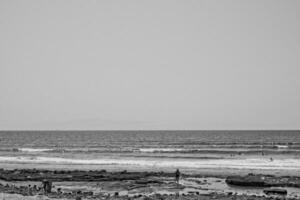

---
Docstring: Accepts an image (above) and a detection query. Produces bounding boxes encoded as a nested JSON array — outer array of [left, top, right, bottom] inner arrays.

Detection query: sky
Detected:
[[0, 0, 299, 130]]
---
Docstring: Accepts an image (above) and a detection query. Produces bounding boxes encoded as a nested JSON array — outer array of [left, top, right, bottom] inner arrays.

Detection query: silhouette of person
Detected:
[[175, 169, 180, 184]]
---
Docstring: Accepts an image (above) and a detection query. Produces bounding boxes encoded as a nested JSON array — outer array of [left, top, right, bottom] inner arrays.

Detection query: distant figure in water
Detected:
[[175, 169, 180, 184], [270, 157, 273, 162]]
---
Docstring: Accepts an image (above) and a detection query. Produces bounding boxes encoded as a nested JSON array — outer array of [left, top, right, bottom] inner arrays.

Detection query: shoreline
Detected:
[[1, 162, 300, 178]]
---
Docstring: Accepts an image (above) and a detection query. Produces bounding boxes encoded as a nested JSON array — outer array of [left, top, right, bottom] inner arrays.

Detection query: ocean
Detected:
[[0, 130, 300, 173]]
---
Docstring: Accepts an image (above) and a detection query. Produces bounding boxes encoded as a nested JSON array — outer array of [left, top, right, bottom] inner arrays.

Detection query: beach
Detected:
[[0, 168, 300, 200], [0, 131, 300, 199]]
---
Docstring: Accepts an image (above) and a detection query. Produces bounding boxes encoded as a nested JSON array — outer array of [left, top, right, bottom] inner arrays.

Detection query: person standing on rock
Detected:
[[175, 169, 180, 184]]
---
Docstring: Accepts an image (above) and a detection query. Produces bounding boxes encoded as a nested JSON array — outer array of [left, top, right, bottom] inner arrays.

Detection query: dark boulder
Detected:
[[226, 175, 265, 187]]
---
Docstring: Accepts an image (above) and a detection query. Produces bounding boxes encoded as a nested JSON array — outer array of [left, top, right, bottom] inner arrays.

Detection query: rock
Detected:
[[135, 179, 163, 184], [263, 188, 287, 195], [226, 175, 265, 187], [83, 191, 93, 196], [226, 174, 300, 188], [76, 190, 82, 194], [57, 188, 62, 193]]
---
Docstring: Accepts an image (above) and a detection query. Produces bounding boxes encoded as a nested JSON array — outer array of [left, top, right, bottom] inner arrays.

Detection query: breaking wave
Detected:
[[0, 146, 300, 155], [0, 156, 299, 170], [18, 148, 54, 152]]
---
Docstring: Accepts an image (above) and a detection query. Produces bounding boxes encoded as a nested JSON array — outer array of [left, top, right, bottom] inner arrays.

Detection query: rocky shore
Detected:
[[0, 183, 295, 200], [226, 173, 300, 188], [0, 168, 174, 182], [0, 169, 299, 200]]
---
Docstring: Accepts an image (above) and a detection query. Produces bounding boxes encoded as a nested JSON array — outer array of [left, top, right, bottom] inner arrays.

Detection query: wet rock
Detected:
[[0, 169, 175, 182], [226, 175, 265, 187], [57, 188, 62, 193], [83, 191, 93, 196], [263, 188, 287, 195], [135, 179, 163, 184], [226, 174, 300, 188], [76, 190, 82, 195]]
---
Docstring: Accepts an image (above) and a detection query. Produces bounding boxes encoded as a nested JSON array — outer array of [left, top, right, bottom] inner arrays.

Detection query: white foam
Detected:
[[0, 156, 300, 170], [18, 148, 53, 152], [137, 148, 186, 152], [276, 145, 289, 149]]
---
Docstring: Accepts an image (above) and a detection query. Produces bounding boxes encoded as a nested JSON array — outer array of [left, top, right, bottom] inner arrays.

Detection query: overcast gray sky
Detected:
[[0, 0, 299, 130]]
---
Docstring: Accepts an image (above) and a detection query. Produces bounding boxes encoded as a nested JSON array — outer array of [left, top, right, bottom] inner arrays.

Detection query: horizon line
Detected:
[[0, 129, 299, 131]]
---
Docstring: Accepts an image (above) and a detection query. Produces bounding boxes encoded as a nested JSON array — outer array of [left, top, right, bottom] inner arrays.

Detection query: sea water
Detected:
[[0, 130, 300, 173]]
